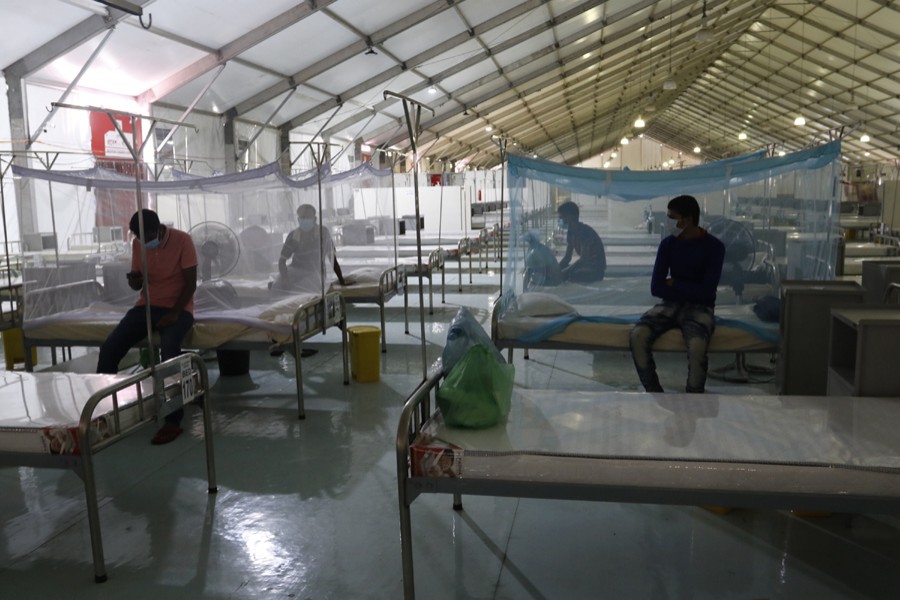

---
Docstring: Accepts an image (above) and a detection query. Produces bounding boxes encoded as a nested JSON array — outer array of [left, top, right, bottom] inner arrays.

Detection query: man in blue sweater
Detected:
[[630, 195, 725, 393]]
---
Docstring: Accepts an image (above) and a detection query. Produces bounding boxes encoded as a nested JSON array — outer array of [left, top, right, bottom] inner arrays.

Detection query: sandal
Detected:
[[151, 423, 183, 445]]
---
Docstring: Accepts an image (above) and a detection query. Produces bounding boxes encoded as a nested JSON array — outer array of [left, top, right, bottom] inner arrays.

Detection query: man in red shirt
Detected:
[[97, 209, 197, 444]]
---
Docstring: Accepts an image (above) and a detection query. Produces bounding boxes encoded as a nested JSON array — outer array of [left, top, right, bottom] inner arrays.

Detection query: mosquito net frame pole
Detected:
[[52, 103, 196, 378], [492, 136, 508, 295], [384, 91, 434, 380]]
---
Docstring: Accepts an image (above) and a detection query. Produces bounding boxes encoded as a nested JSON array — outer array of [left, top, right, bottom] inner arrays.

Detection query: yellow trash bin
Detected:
[[3, 327, 37, 370], [348, 325, 381, 382]]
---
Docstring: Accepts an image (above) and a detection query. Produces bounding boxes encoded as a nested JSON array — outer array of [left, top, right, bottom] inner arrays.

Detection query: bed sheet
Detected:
[[0, 371, 150, 455], [497, 302, 777, 351], [412, 390, 900, 490]]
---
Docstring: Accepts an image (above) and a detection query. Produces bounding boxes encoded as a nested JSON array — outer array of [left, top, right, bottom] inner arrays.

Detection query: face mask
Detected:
[[666, 217, 684, 238], [298, 218, 315, 232], [144, 237, 161, 249], [557, 218, 567, 230]]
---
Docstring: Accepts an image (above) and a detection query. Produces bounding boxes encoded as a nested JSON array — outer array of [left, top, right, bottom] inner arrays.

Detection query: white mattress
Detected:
[[412, 391, 900, 500], [0, 371, 150, 455], [24, 292, 325, 347]]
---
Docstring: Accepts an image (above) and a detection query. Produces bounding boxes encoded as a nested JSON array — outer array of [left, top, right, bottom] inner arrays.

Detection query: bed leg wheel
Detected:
[[298, 414, 306, 420], [95, 574, 108, 584], [208, 487, 218, 494], [452, 501, 463, 511]]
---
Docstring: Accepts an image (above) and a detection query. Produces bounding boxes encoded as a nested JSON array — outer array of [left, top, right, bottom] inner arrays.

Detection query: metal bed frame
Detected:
[[396, 370, 900, 599], [338, 264, 408, 353], [0, 353, 216, 583], [23, 291, 349, 419], [404, 248, 446, 314]]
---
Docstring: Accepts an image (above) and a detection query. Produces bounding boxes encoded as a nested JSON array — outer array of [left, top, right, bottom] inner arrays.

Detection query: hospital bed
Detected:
[[22, 281, 348, 419], [396, 368, 900, 599], [404, 248, 446, 314], [490, 283, 779, 364], [0, 354, 215, 583], [331, 264, 408, 352]]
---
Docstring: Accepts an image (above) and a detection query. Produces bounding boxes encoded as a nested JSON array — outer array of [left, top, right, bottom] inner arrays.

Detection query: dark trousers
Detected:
[[629, 301, 715, 393], [97, 305, 194, 424]]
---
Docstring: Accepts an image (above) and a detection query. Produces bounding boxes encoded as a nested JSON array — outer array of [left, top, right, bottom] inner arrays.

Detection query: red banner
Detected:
[[90, 112, 145, 231]]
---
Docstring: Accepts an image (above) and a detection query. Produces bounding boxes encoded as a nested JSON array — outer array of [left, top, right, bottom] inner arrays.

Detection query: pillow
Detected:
[[514, 292, 577, 317], [342, 267, 383, 285]]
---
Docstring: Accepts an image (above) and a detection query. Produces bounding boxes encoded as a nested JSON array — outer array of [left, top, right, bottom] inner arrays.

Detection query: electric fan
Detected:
[[189, 222, 241, 281], [706, 217, 756, 298]]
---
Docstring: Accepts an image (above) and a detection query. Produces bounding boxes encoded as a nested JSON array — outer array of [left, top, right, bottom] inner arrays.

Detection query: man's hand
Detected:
[[665, 277, 674, 287], [156, 310, 179, 329], [126, 271, 143, 290]]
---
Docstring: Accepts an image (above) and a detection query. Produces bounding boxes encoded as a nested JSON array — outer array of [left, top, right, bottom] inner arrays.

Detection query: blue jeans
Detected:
[[629, 301, 715, 393], [97, 306, 194, 424]]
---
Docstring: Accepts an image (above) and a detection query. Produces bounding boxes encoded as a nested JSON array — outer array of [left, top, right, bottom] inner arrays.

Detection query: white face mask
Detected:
[[666, 217, 684, 238], [298, 218, 315, 232]]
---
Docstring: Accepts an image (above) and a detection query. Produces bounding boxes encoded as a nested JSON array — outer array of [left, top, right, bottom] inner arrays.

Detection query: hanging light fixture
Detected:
[[634, 116, 646, 128], [621, 136, 630, 145], [794, 17, 807, 127], [662, 0, 677, 90], [693, 145, 701, 153], [860, 130, 871, 143], [738, 131, 748, 141], [694, 0, 713, 42]]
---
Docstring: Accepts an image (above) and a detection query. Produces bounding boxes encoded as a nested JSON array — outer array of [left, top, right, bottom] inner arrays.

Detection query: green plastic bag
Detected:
[[437, 344, 514, 429]]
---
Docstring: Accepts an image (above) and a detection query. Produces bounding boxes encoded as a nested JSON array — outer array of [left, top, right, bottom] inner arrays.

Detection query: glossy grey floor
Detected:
[[1, 276, 899, 599]]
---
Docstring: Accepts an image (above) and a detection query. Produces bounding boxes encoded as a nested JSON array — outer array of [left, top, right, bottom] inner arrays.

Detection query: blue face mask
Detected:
[[557, 218, 567, 230], [145, 238, 161, 249], [298, 218, 315, 232]]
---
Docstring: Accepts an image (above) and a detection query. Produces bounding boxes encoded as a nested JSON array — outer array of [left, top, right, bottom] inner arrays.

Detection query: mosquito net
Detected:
[[498, 140, 843, 344], [12, 159, 393, 340]]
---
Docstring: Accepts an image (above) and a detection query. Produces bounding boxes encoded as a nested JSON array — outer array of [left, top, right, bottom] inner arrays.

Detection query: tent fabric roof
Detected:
[[2, 0, 898, 168]]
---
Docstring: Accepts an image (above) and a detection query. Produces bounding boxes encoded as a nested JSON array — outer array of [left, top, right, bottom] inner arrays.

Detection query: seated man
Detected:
[[274, 204, 345, 293], [97, 209, 197, 445], [557, 201, 606, 283], [522, 230, 562, 289], [629, 195, 725, 393]]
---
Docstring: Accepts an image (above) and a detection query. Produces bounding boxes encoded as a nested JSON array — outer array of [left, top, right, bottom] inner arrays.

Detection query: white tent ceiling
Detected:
[[3, 0, 899, 168]]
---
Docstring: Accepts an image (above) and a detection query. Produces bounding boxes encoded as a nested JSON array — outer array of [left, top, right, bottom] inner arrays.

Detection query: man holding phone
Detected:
[[97, 209, 197, 445]]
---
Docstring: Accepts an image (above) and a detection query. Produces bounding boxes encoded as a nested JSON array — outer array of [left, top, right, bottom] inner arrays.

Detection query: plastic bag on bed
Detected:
[[442, 306, 504, 373], [437, 343, 514, 429]]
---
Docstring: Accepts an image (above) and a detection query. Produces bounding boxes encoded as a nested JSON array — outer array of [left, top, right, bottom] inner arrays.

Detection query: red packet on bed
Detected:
[[410, 418, 463, 478]]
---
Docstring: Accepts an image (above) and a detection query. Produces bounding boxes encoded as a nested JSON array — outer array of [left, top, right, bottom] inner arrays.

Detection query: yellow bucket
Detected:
[[348, 325, 381, 382], [3, 327, 37, 370]]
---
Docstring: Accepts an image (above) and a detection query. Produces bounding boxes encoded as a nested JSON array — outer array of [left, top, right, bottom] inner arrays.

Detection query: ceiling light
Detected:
[[484, 125, 493, 132], [427, 85, 437, 95], [662, 79, 677, 91], [860, 132, 870, 143], [793, 115, 806, 126], [694, 0, 713, 42], [778, 150, 786, 157], [603, 161, 611, 168], [738, 131, 747, 140], [532, 153, 538, 158], [864, 151, 870, 157], [634, 116, 645, 129], [693, 145, 701, 153], [583, 52, 592, 60], [610, 151, 618, 158], [620, 136, 630, 145]]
